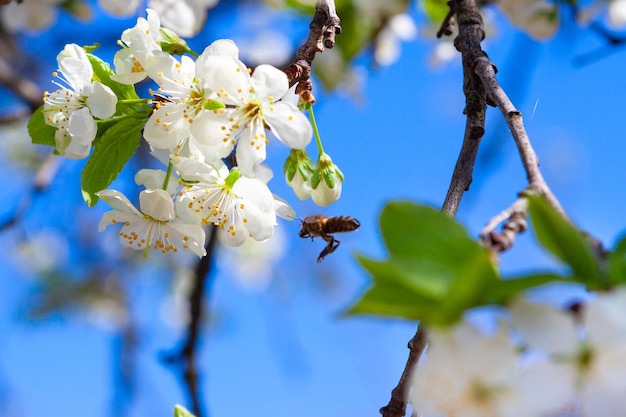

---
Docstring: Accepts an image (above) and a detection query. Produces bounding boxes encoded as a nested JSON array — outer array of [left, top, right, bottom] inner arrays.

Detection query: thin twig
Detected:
[[162, 226, 219, 417], [436, 1, 456, 38], [441, 0, 488, 217], [480, 192, 529, 252], [283, 0, 341, 104], [380, 327, 428, 417]]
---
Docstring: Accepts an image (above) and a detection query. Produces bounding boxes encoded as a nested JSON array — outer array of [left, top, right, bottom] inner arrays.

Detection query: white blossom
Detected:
[[43, 44, 117, 160], [189, 42, 312, 176], [97, 189, 206, 257], [412, 320, 569, 417], [111, 9, 165, 85], [147, 0, 219, 38], [174, 158, 290, 246]]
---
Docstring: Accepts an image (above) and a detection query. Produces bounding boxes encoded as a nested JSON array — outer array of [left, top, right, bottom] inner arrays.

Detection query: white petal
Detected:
[[189, 110, 237, 161], [509, 298, 579, 355], [111, 49, 148, 85], [135, 168, 178, 195], [97, 189, 143, 215], [250, 64, 289, 101], [235, 123, 267, 177], [166, 222, 207, 257], [98, 210, 140, 232], [58, 44, 92, 91], [202, 39, 240, 58], [144, 104, 190, 149], [235, 177, 276, 241], [195, 54, 249, 105], [85, 82, 117, 119], [98, 0, 141, 16], [139, 189, 176, 221], [311, 179, 342, 206], [586, 288, 626, 345], [174, 158, 222, 183], [264, 103, 312, 149]]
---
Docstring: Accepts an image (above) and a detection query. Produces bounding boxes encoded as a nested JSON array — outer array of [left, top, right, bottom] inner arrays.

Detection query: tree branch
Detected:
[[380, 326, 428, 417], [162, 226, 219, 417], [283, 0, 341, 104]]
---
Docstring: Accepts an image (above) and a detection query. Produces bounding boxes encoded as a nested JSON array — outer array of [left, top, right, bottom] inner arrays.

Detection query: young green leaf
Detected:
[[174, 405, 196, 417], [487, 273, 570, 305], [528, 195, 603, 286], [81, 118, 143, 206], [608, 233, 626, 287], [28, 106, 56, 147], [348, 201, 499, 326]]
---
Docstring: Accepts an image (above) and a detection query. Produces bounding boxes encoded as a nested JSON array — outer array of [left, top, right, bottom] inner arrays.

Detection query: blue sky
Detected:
[[0, 2, 625, 417]]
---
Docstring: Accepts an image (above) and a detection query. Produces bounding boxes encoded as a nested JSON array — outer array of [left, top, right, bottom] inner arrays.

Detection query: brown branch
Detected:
[[441, 0, 488, 217], [480, 191, 529, 252], [0, 55, 43, 111], [283, 0, 341, 104], [162, 225, 219, 417], [380, 326, 428, 417]]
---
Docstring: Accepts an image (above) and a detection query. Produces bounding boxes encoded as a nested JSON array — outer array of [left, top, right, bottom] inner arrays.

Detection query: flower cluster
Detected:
[[411, 288, 626, 417], [37, 9, 344, 257]]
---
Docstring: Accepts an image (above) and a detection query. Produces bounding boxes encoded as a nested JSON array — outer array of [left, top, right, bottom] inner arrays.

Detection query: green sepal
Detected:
[[322, 167, 337, 189], [81, 118, 144, 206], [28, 106, 56, 147], [310, 169, 321, 189]]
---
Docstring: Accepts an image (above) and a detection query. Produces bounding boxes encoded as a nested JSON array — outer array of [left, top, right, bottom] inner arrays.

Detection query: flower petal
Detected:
[[250, 64, 289, 101], [166, 222, 207, 257], [144, 103, 190, 149], [97, 189, 143, 216], [264, 102, 312, 149], [139, 189, 176, 221], [85, 82, 117, 119]]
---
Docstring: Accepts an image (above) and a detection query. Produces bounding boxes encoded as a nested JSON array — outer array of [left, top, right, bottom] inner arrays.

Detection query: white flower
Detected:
[[97, 189, 206, 257], [497, 0, 558, 39], [98, 0, 142, 16], [608, 0, 626, 28], [189, 42, 312, 176], [374, 13, 417, 66], [147, 0, 219, 38], [111, 9, 164, 85], [174, 158, 289, 246], [509, 290, 626, 416], [43, 44, 117, 159], [412, 320, 569, 417], [0, 0, 64, 33], [143, 52, 206, 151]]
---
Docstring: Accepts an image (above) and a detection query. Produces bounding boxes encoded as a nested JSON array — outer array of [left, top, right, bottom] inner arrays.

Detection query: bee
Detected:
[[299, 215, 360, 262]]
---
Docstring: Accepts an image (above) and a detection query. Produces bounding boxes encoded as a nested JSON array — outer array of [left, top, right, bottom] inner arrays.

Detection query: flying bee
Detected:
[[299, 215, 360, 262]]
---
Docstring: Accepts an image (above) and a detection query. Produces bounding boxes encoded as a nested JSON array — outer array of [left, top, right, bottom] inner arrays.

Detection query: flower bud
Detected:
[[310, 153, 343, 206], [283, 149, 315, 200]]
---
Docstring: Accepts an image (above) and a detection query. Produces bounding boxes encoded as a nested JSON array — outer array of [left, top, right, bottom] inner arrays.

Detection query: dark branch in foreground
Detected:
[[283, 0, 341, 104], [162, 226, 219, 417], [380, 327, 428, 417]]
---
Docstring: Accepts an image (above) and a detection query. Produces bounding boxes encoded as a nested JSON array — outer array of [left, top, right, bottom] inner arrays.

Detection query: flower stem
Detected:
[[307, 106, 325, 155], [118, 98, 150, 104], [163, 161, 174, 191]]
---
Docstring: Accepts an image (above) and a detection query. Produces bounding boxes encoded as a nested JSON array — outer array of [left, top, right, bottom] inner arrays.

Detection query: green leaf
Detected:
[[488, 273, 569, 304], [608, 233, 626, 287], [348, 201, 499, 326], [81, 118, 143, 206], [86, 52, 140, 108], [174, 405, 196, 417], [528, 195, 603, 286], [28, 106, 56, 147], [421, 0, 450, 24]]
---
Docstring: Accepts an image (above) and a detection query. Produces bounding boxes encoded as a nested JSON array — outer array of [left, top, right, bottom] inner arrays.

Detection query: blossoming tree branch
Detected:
[[20, 0, 626, 417]]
